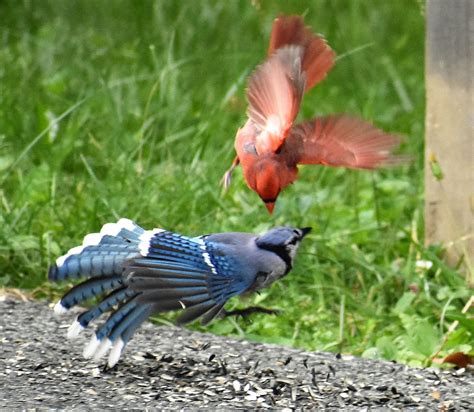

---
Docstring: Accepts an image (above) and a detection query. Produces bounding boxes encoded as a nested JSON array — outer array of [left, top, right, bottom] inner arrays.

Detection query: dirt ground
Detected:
[[1, 298, 472, 409]]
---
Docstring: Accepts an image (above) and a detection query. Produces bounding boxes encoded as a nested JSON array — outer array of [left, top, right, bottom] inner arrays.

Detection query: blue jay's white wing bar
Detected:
[[194, 237, 218, 274]]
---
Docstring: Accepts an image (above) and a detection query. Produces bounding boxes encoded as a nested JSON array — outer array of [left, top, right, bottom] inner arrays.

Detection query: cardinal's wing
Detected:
[[287, 115, 402, 168], [247, 16, 336, 155], [268, 15, 335, 91], [247, 46, 306, 154]]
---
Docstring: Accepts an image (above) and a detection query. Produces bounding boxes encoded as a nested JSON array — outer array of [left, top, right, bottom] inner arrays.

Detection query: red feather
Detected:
[[268, 15, 336, 91], [246, 46, 305, 154], [287, 115, 402, 168]]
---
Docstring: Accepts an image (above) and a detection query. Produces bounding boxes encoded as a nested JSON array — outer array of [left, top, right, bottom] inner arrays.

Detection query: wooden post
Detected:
[[425, 0, 473, 281]]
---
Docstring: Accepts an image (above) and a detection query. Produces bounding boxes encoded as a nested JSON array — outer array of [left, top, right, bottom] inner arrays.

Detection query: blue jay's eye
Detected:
[[288, 237, 298, 245]]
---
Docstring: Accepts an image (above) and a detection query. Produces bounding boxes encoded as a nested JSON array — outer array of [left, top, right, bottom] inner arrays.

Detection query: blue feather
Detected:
[[108, 304, 152, 342], [77, 287, 137, 327], [120, 304, 154, 345], [131, 257, 208, 273], [96, 299, 138, 340], [59, 276, 123, 310], [53, 248, 138, 280]]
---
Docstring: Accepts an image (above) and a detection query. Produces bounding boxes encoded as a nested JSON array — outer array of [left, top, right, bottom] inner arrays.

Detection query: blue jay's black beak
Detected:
[[299, 227, 312, 238]]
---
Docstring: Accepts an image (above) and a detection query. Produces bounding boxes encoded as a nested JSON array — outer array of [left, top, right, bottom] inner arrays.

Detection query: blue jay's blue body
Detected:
[[49, 219, 310, 367]]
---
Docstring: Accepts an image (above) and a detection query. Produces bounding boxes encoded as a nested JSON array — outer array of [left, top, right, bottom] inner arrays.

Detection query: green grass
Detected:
[[0, 0, 471, 367]]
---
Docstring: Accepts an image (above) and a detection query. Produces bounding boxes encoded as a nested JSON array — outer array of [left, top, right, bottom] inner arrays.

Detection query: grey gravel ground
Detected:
[[0, 298, 472, 410]]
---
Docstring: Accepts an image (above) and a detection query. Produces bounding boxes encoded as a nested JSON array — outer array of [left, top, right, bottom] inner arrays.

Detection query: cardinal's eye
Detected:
[[243, 142, 257, 155]]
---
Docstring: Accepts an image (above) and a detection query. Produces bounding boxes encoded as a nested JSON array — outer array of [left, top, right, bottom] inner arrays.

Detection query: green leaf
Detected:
[[393, 292, 416, 315], [361, 347, 380, 359], [403, 318, 440, 357], [445, 314, 474, 334], [376, 336, 398, 360], [9, 235, 40, 252]]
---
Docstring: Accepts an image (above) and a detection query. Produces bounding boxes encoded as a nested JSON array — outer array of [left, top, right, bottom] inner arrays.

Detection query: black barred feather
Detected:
[[129, 276, 208, 290], [95, 299, 139, 340], [77, 287, 136, 328], [59, 276, 123, 310], [108, 304, 153, 342]]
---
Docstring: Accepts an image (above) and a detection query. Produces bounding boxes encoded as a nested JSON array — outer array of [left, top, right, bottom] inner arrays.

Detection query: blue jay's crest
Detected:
[[49, 219, 310, 367]]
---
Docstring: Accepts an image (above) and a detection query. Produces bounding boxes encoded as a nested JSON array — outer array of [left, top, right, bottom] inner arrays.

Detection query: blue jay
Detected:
[[49, 219, 311, 367]]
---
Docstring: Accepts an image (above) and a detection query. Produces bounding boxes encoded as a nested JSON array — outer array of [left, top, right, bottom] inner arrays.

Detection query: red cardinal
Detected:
[[224, 15, 401, 213]]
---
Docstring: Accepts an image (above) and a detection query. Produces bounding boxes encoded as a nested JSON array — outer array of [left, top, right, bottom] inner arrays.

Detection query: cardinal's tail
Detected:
[[268, 15, 336, 91]]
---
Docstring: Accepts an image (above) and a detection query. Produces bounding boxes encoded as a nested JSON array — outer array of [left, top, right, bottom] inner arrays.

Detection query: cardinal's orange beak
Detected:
[[264, 202, 275, 214]]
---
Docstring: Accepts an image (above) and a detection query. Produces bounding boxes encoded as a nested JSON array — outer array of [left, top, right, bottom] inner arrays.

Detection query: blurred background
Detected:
[[0, 0, 470, 366]]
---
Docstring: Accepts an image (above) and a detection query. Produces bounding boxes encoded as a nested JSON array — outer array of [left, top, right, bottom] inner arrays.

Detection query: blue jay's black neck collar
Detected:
[[260, 243, 293, 274]]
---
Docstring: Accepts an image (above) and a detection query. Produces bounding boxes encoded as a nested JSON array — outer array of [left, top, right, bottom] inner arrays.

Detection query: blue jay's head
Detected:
[[256, 226, 311, 270]]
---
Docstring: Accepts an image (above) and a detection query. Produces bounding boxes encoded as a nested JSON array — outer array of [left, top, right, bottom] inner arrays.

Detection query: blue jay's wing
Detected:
[[125, 231, 253, 325]]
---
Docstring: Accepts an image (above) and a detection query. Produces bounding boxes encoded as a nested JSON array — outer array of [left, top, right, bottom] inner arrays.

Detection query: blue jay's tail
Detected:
[[49, 218, 145, 313], [48, 218, 145, 283], [49, 219, 164, 367], [49, 218, 235, 367]]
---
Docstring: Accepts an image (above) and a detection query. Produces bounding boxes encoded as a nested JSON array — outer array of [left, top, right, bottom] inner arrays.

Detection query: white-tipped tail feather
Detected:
[[53, 301, 68, 316], [93, 338, 112, 361], [56, 246, 86, 267], [99, 224, 124, 238], [82, 334, 126, 366], [108, 338, 125, 368], [99, 218, 138, 237], [67, 319, 84, 340], [115, 218, 138, 232], [56, 218, 141, 268], [83, 335, 101, 359], [81, 233, 104, 247]]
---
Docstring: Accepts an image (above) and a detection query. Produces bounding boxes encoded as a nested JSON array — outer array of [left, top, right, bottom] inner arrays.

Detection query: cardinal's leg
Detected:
[[221, 156, 240, 190]]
